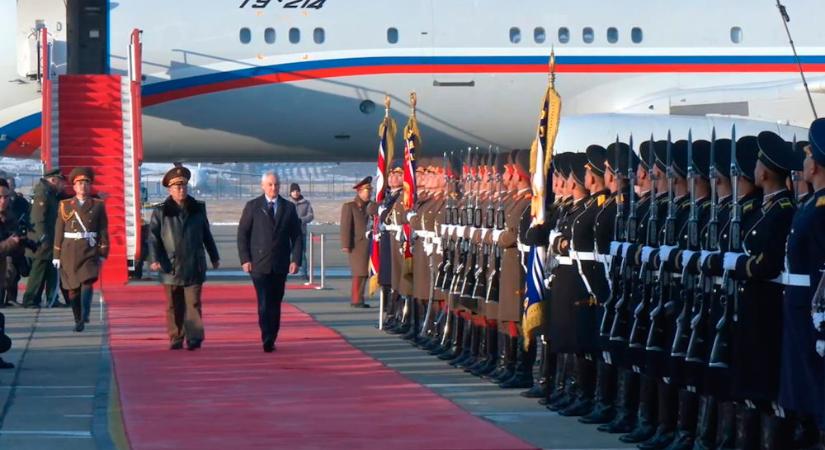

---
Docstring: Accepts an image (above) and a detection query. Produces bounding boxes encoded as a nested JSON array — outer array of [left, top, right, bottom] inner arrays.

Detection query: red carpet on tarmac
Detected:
[[106, 285, 535, 450]]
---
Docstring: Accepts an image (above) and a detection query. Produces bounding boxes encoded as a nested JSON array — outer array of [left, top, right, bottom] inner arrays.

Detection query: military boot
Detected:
[[637, 381, 677, 450], [453, 320, 481, 369], [580, 360, 618, 424], [713, 401, 736, 449], [541, 353, 568, 406], [559, 355, 596, 417], [692, 395, 717, 450], [471, 325, 499, 376], [522, 338, 554, 399], [620, 373, 657, 443], [402, 300, 420, 341], [448, 318, 474, 365], [735, 403, 760, 450], [760, 411, 792, 450], [663, 389, 698, 450], [439, 315, 465, 361], [791, 414, 823, 450], [488, 333, 515, 383], [466, 322, 489, 373], [599, 368, 639, 433], [498, 336, 535, 389]]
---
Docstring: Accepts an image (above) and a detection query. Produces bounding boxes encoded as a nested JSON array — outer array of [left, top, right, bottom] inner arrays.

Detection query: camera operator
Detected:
[[0, 178, 26, 368]]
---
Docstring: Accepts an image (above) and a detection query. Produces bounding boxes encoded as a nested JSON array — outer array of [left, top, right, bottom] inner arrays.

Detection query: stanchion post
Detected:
[[319, 233, 326, 290], [308, 231, 314, 285], [378, 288, 385, 330]]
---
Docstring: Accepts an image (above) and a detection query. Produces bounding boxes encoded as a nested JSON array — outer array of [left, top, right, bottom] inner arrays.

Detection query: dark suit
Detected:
[[237, 195, 303, 343]]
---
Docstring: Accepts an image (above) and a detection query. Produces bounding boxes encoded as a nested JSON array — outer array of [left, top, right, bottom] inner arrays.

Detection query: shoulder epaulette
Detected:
[[743, 200, 755, 212], [779, 198, 793, 209], [816, 196, 825, 208], [597, 194, 607, 207], [59, 200, 72, 222]]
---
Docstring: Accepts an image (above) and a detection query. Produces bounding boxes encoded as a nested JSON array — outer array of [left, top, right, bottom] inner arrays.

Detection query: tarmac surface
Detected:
[[0, 224, 635, 449]]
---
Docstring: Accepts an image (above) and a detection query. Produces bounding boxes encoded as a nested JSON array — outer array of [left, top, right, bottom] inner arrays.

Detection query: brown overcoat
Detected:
[[54, 197, 109, 290], [340, 196, 372, 277], [497, 189, 531, 322]]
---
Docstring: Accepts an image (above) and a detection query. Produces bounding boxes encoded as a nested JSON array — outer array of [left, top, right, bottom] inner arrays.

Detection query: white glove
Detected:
[[549, 230, 561, 245], [492, 229, 504, 242], [621, 243, 631, 258], [52, 259, 60, 269], [480, 229, 490, 240], [609, 241, 622, 256], [456, 226, 466, 236], [699, 250, 717, 267], [812, 311, 825, 331], [440, 224, 448, 235], [680, 250, 696, 269], [641, 246, 655, 264], [723, 252, 745, 271], [659, 245, 678, 264], [424, 243, 434, 255], [406, 211, 417, 222], [817, 340, 825, 358]]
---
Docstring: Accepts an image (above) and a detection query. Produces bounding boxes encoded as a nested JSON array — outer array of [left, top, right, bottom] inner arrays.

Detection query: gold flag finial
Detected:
[[549, 47, 556, 87], [384, 95, 391, 117], [410, 91, 417, 115]]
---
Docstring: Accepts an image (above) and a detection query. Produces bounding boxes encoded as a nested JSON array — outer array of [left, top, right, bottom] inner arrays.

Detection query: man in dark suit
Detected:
[[238, 171, 303, 353]]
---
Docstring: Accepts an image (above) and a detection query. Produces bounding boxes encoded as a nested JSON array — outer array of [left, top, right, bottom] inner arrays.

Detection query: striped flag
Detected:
[[523, 52, 561, 349], [401, 94, 421, 279], [368, 111, 396, 296]]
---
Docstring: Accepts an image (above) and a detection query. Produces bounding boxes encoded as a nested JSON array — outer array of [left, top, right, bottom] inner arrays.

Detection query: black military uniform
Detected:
[[780, 120, 825, 443]]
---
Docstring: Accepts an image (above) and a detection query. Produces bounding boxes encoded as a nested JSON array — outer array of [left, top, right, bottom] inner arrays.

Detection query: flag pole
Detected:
[[378, 95, 391, 330]]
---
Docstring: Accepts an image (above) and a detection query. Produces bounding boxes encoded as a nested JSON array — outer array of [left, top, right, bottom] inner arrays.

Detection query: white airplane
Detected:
[[0, 0, 822, 162]]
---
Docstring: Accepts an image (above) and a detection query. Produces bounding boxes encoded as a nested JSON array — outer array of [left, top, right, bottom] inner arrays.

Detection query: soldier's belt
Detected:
[[385, 225, 402, 232], [570, 251, 596, 261], [770, 272, 810, 287], [714, 276, 724, 286], [64, 232, 97, 239], [517, 243, 531, 253], [595, 253, 612, 264], [556, 256, 573, 265]]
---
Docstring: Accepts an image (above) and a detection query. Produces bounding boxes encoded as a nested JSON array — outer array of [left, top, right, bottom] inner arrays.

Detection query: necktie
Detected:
[[269, 201, 276, 220]]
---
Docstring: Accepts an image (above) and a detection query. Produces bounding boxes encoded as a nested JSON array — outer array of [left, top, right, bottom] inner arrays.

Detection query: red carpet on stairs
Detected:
[[106, 285, 535, 450]]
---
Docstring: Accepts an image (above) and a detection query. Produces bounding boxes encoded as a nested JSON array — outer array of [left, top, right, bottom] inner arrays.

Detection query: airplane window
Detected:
[[631, 27, 643, 43], [558, 27, 570, 44], [731, 26, 743, 44], [607, 27, 618, 44], [289, 28, 300, 44], [265, 28, 276, 44], [583, 27, 594, 44], [387, 27, 399, 44], [239, 27, 251, 44], [510, 27, 521, 44], [534, 27, 546, 44], [314, 28, 325, 44]]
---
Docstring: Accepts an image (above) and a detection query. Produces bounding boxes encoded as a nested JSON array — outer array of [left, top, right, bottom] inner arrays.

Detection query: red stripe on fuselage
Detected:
[[4, 129, 41, 157]]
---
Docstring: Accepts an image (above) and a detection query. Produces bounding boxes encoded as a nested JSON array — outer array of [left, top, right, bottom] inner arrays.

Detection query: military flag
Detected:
[[368, 97, 396, 296], [523, 51, 562, 349], [401, 92, 421, 278]]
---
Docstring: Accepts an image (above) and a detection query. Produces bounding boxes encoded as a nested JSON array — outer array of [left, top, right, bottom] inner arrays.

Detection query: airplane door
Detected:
[[66, 0, 108, 74]]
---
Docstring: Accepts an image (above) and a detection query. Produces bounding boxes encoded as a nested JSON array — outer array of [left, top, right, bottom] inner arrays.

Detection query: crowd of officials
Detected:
[[351, 117, 825, 450]]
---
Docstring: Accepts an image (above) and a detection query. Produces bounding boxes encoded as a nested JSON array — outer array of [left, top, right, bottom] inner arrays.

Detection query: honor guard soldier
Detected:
[[149, 166, 220, 350], [720, 131, 797, 448], [53, 167, 109, 332], [780, 118, 825, 446], [340, 176, 374, 308], [378, 167, 403, 327]]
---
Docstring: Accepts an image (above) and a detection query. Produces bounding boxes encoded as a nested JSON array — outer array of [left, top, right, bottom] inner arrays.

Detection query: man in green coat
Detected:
[[22, 169, 65, 308]]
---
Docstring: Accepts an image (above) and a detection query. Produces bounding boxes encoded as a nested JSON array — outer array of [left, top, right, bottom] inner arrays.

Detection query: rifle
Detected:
[[450, 149, 473, 295], [709, 125, 739, 368], [600, 136, 626, 338], [629, 134, 658, 348], [687, 129, 720, 363], [671, 130, 700, 357], [435, 151, 454, 290], [486, 154, 505, 303], [471, 147, 495, 300], [611, 135, 637, 341], [459, 149, 482, 300], [647, 131, 676, 352]]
